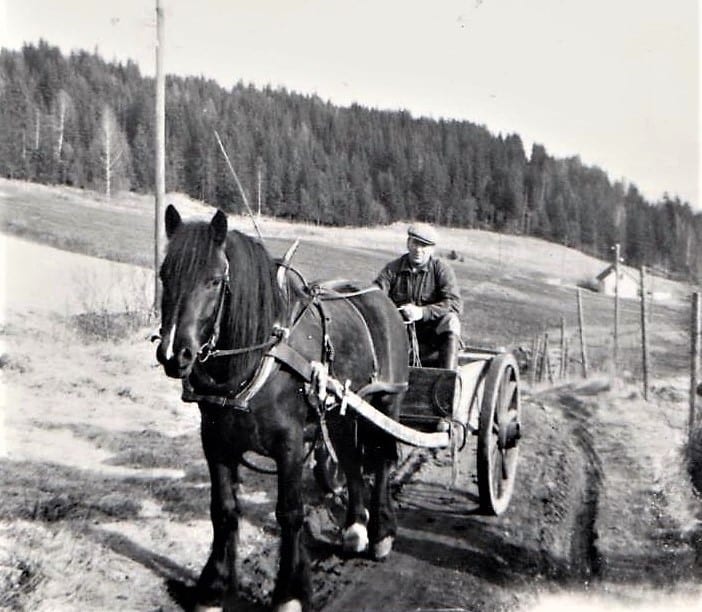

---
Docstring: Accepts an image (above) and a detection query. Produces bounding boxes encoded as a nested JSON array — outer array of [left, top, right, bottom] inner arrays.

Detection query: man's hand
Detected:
[[399, 303, 424, 322]]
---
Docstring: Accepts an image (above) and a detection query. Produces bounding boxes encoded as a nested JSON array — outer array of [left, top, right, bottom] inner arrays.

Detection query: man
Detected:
[[374, 223, 462, 369]]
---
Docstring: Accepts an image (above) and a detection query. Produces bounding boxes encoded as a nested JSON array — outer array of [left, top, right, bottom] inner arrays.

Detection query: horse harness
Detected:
[[180, 259, 407, 418]]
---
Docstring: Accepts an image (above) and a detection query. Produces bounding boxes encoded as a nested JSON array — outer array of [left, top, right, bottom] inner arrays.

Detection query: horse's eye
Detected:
[[207, 278, 222, 290]]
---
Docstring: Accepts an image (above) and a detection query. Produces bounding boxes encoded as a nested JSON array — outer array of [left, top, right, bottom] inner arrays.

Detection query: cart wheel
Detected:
[[313, 443, 346, 495], [477, 352, 521, 515]]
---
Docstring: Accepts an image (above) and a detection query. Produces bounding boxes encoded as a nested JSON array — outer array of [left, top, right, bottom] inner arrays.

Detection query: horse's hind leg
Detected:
[[366, 394, 400, 561], [272, 433, 311, 612], [327, 415, 370, 554], [195, 418, 241, 610]]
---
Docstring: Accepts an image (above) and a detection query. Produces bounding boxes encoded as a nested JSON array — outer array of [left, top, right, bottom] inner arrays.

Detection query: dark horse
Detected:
[[155, 205, 408, 611]]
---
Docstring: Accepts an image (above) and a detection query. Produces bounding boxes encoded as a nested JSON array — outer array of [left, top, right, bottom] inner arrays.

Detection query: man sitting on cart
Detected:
[[374, 223, 462, 370]]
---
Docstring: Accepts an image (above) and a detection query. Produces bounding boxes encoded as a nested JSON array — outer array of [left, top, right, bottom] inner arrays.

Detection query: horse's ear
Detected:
[[210, 209, 228, 245], [165, 205, 182, 238]]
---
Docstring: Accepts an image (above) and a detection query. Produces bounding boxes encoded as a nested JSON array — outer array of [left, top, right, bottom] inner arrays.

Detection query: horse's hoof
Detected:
[[274, 599, 302, 612], [372, 535, 394, 561], [194, 606, 223, 612], [342, 522, 369, 553]]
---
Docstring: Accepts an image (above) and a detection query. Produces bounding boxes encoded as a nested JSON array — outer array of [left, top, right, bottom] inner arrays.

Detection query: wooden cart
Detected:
[[313, 346, 522, 515]]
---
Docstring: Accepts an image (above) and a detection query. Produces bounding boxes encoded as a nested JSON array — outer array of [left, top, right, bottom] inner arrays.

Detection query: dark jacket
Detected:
[[374, 254, 462, 322]]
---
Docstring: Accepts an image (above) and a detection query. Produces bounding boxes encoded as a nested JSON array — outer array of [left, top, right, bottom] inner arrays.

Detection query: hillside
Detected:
[[0, 178, 693, 380]]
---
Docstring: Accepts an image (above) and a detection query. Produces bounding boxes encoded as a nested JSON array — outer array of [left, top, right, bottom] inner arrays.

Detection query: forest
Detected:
[[1, 40, 700, 280]]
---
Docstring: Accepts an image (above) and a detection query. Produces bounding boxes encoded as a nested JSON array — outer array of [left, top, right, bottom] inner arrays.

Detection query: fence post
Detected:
[[530, 335, 539, 388], [563, 337, 570, 380], [690, 292, 701, 437], [640, 266, 650, 400], [540, 332, 549, 383], [613, 243, 620, 372], [544, 332, 554, 384], [559, 316, 566, 379], [577, 289, 589, 378]]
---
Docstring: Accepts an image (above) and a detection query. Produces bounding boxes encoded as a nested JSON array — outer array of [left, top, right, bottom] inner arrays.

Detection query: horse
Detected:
[[155, 205, 409, 611]]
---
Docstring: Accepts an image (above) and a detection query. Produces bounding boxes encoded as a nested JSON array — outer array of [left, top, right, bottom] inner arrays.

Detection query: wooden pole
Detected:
[[257, 165, 262, 219], [559, 316, 566, 379], [640, 266, 650, 400], [577, 289, 589, 378], [153, 0, 166, 311], [613, 243, 620, 372], [563, 337, 570, 380], [539, 332, 548, 383], [529, 335, 539, 388], [542, 332, 554, 384], [689, 292, 701, 436]]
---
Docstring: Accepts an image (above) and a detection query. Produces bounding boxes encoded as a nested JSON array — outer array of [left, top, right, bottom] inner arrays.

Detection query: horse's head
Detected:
[[156, 205, 229, 378]]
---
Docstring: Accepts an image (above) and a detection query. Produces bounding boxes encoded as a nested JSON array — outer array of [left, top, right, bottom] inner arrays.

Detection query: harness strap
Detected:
[[183, 351, 279, 411], [268, 342, 313, 381], [315, 285, 381, 301], [199, 326, 288, 362], [181, 378, 251, 411], [268, 343, 408, 397]]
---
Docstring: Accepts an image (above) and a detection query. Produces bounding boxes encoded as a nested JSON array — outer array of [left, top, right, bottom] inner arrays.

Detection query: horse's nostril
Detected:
[[179, 346, 193, 362]]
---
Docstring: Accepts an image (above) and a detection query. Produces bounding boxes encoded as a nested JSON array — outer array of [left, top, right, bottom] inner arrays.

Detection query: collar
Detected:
[[400, 253, 432, 273]]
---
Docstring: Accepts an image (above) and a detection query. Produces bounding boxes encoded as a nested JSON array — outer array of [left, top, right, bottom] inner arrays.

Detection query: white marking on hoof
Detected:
[[194, 606, 223, 612], [274, 599, 302, 612], [372, 535, 394, 560], [342, 522, 369, 553]]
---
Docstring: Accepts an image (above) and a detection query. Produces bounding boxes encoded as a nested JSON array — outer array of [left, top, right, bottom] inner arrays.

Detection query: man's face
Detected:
[[407, 237, 434, 267]]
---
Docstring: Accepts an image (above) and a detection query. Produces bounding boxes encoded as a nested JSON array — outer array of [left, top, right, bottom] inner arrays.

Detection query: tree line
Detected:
[[1, 41, 701, 280]]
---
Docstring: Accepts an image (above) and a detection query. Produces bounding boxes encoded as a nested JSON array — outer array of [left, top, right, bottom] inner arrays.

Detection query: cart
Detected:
[[313, 346, 522, 516]]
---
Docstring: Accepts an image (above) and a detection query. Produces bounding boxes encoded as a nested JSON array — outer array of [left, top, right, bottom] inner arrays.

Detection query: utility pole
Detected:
[[577, 288, 589, 378], [690, 292, 701, 436], [154, 0, 166, 311], [640, 266, 650, 400], [613, 243, 620, 371]]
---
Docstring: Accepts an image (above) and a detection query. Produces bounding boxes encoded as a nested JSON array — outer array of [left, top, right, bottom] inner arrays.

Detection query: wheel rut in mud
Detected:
[[567, 407, 604, 582], [552, 384, 702, 591]]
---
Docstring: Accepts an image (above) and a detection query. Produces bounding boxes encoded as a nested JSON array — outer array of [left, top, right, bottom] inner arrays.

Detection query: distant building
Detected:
[[596, 265, 639, 299]]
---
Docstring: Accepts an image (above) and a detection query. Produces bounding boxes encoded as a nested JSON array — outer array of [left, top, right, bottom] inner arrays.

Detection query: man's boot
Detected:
[[438, 333, 459, 370]]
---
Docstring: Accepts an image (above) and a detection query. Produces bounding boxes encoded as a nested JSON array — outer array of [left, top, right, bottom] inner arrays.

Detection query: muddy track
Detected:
[[568, 413, 604, 582], [308, 384, 702, 611], [541, 384, 702, 595]]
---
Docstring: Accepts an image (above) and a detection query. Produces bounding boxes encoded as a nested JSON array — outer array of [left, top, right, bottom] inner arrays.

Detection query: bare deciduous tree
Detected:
[[93, 104, 130, 199], [54, 89, 73, 160]]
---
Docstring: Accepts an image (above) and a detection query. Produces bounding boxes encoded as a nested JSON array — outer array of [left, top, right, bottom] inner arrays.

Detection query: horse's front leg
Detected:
[[195, 414, 241, 610], [272, 432, 311, 612]]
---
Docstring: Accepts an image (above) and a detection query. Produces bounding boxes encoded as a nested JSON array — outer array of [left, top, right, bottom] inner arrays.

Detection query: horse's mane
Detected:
[[222, 229, 286, 374], [162, 222, 285, 380]]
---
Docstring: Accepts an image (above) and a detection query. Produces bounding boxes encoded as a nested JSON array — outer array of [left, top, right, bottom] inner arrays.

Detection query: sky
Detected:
[[1, 0, 699, 208]]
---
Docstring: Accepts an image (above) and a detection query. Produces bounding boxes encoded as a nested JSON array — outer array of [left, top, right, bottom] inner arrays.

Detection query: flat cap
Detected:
[[407, 223, 438, 245]]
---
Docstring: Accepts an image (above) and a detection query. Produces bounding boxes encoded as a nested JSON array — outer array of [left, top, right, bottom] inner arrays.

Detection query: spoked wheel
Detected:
[[312, 441, 346, 495], [477, 352, 522, 515]]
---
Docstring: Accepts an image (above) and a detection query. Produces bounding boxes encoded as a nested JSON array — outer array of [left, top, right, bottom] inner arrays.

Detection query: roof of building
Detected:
[[596, 264, 639, 282]]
